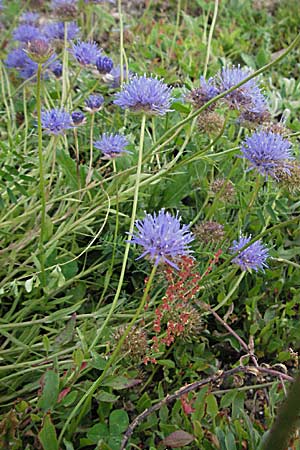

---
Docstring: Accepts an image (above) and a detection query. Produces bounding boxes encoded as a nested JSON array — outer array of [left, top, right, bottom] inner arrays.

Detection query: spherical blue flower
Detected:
[[94, 133, 130, 159], [43, 21, 80, 41], [96, 55, 113, 74], [5, 48, 38, 79], [85, 94, 104, 112], [20, 12, 40, 25], [129, 209, 194, 269], [72, 111, 86, 125], [70, 40, 101, 66], [216, 65, 265, 111], [189, 76, 219, 109], [13, 24, 44, 43], [41, 108, 73, 135], [230, 235, 269, 272], [5, 48, 30, 69], [0, 0, 3, 10], [240, 130, 293, 179], [114, 75, 173, 116]]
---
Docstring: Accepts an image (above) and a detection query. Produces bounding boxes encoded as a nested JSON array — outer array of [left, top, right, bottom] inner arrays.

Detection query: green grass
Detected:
[[0, 0, 300, 449]]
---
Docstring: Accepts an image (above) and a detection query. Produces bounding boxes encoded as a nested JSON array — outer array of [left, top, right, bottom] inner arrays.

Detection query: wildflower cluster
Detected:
[[189, 65, 269, 127]]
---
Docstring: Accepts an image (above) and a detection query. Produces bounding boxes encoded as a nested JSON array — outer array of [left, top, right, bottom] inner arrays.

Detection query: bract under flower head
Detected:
[[114, 75, 173, 116], [230, 235, 269, 272], [94, 133, 130, 159], [240, 130, 293, 179], [41, 108, 73, 135], [129, 209, 194, 269], [70, 40, 101, 66]]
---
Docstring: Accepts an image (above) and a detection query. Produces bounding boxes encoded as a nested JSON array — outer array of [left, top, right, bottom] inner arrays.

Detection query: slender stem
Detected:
[[37, 63, 46, 287], [118, 0, 124, 86], [73, 128, 81, 190], [58, 263, 157, 444], [203, 0, 219, 78], [89, 114, 147, 350], [86, 114, 95, 186], [169, 0, 181, 59], [61, 22, 69, 108], [23, 87, 29, 154], [213, 271, 245, 312]]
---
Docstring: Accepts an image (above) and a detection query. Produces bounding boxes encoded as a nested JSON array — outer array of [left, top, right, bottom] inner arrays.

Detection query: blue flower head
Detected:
[[189, 76, 219, 109], [5, 48, 39, 79], [114, 75, 173, 116], [20, 12, 40, 25], [240, 130, 293, 179], [13, 24, 44, 43], [230, 235, 269, 272], [72, 111, 86, 125], [85, 94, 104, 112], [217, 65, 265, 111], [94, 133, 130, 159], [96, 55, 113, 74], [43, 21, 80, 41], [129, 209, 194, 269], [41, 108, 73, 135], [70, 40, 101, 66]]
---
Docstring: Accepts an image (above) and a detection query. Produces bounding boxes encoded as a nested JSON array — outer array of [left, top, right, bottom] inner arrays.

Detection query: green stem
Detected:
[[169, 0, 181, 59], [89, 114, 147, 350], [86, 114, 95, 186], [61, 22, 69, 108], [58, 263, 157, 444], [118, 0, 124, 86], [37, 63, 46, 287], [212, 271, 245, 312], [203, 0, 219, 78]]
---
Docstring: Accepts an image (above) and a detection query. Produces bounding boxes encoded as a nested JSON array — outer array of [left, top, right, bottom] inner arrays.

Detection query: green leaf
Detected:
[[38, 415, 58, 450], [109, 410, 129, 434], [87, 423, 108, 444], [156, 359, 176, 369], [206, 393, 218, 419], [171, 102, 191, 114], [96, 391, 119, 403], [37, 371, 59, 412]]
